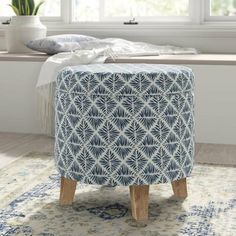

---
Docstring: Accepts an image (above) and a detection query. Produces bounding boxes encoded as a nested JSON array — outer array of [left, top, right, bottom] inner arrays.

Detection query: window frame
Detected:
[[78, 0, 193, 23], [68, 0, 206, 24], [1, 0, 236, 26]]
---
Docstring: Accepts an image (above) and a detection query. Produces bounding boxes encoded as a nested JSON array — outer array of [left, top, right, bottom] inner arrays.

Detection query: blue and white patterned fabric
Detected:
[[55, 64, 195, 186]]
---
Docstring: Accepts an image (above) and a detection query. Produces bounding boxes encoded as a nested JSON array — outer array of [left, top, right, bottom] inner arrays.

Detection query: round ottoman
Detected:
[[55, 64, 195, 220]]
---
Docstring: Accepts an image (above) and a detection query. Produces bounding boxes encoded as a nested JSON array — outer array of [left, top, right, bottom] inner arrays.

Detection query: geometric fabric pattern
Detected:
[[55, 64, 195, 186]]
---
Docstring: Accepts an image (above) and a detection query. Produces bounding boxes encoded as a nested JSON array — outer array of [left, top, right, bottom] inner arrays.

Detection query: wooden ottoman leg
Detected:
[[60, 177, 77, 206], [129, 185, 149, 221], [171, 178, 188, 199]]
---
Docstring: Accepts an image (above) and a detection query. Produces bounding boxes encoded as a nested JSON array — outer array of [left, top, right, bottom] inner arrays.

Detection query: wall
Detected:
[[0, 37, 5, 50], [193, 65, 236, 145], [0, 61, 236, 145], [0, 61, 42, 134], [1, 26, 236, 53]]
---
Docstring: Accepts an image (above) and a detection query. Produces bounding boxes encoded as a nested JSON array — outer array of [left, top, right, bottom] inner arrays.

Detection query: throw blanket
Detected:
[[37, 38, 197, 135]]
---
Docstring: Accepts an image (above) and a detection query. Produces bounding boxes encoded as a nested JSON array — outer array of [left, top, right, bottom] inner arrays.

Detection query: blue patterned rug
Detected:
[[0, 153, 235, 236]]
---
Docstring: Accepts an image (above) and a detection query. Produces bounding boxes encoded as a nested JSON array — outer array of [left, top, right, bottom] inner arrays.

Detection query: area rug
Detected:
[[0, 153, 235, 236]]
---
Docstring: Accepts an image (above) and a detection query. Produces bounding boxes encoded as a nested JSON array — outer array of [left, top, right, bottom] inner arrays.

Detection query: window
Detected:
[[210, 0, 236, 16], [0, 0, 61, 17], [0, 0, 236, 24], [205, 0, 236, 21], [38, 0, 61, 17], [72, 0, 190, 22]]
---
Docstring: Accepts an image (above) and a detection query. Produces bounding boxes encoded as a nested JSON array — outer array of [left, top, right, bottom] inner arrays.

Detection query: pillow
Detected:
[[26, 34, 98, 55]]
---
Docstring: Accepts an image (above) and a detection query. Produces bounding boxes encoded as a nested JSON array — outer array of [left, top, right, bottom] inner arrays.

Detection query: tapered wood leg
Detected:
[[129, 185, 149, 221], [60, 177, 77, 206], [171, 178, 188, 198]]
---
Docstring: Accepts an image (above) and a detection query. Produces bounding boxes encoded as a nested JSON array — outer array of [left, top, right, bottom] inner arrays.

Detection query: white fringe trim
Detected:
[[37, 83, 55, 137]]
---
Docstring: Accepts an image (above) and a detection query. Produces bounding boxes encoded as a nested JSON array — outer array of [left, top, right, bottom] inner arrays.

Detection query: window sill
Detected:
[[1, 52, 236, 65], [0, 51, 49, 62]]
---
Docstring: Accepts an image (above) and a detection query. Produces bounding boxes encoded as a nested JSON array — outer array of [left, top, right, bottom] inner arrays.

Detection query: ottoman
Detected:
[[55, 64, 195, 220]]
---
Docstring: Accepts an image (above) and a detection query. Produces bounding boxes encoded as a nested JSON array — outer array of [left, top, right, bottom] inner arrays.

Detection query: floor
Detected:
[[0, 132, 235, 169], [0, 133, 54, 169]]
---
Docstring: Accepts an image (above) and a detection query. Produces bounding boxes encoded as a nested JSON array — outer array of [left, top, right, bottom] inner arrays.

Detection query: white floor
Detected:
[[0, 133, 235, 170]]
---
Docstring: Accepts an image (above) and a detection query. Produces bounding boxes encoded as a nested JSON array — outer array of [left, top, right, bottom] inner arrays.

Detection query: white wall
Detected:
[[0, 61, 236, 145], [1, 27, 236, 53], [0, 61, 42, 133], [0, 37, 5, 50], [193, 65, 236, 145]]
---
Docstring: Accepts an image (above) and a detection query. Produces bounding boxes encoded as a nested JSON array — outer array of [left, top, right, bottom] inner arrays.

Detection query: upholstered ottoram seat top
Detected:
[[55, 63, 195, 220]]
